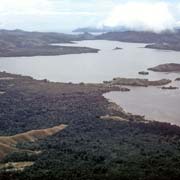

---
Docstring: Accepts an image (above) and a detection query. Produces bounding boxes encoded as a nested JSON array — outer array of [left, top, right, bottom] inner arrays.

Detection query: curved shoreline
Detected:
[[0, 71, 177, 129]]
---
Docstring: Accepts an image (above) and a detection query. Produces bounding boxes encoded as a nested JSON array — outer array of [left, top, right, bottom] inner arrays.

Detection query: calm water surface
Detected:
[[0, 40, 180, 125]]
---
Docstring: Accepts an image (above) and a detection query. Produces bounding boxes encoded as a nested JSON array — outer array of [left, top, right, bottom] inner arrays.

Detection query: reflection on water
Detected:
[[0, 40, 180, 125]]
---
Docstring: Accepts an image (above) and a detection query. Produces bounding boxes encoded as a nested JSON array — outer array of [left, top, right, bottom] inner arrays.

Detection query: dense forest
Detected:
[[0, 72, 180, 180]]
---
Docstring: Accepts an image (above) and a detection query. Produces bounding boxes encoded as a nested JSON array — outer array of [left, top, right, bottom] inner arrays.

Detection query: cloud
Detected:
[[0, 0, 108, 16], [0, 0, 106, 31], [0, 0, 55, 15], [102, 2, 177, 32], [0, 0, 180, 32]]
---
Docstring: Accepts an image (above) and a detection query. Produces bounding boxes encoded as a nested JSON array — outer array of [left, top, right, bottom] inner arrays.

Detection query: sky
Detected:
[[0, 0, 180, 32]]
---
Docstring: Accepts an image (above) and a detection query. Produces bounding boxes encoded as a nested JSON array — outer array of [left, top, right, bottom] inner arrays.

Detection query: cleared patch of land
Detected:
[[0, 162, 34, 172], [0, 77, 14, 80], [100, 115, 129, 122], [0, 124, 67, 160]]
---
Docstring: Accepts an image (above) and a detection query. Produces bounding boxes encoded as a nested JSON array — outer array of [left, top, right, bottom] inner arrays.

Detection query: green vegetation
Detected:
[[0, 72, 180, 180]]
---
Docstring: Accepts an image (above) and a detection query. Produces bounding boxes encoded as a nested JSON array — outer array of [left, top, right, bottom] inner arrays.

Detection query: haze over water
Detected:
[[0, 40, 180, 125]]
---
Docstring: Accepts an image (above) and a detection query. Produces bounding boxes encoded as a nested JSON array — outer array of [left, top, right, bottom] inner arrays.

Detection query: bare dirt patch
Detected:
[[0, 124, 67, 159], [0, 161, 34, 172], [0, 77, 14, 80]]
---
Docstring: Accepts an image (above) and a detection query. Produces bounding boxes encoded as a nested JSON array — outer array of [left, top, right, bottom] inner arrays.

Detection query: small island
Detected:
[[161, 86, 179, 90], [138, 71, 149, 75], [113, 47, 122, 50]]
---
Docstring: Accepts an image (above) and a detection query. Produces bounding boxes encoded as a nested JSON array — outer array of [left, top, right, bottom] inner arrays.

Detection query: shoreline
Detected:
[[0, 71, 175, 124], [0, 45, 99, 58], [0, 71, 178, 132]]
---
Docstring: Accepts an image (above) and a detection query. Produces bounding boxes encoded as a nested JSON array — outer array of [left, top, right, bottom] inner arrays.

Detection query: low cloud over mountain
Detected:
[[101, 2, 179, 32]]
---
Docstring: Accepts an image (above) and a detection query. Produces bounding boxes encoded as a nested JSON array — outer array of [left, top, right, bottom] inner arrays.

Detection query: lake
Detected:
[[0, 40, 180, 125]]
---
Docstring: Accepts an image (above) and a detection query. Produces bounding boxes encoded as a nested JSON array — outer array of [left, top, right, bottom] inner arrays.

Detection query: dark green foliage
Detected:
[[1, 152, 39, 164]]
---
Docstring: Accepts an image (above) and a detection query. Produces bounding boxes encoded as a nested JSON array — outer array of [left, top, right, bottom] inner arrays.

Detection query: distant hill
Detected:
[[0, 30, 99, 57], [96, 30, 180, 43], [1, 29, 180, 55], [96, 30, 180, 51], [73, 26, 129, 33]]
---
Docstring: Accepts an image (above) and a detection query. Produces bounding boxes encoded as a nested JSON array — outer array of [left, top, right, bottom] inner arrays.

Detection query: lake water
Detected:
[[0, 40, 180, 125]]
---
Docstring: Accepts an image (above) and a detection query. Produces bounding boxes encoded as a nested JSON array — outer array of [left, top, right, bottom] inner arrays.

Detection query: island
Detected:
[[148, 63, 180, 72], [145, 43, 180, 51], [175, 78, 180, 81], [104, 77, 171, 87]]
